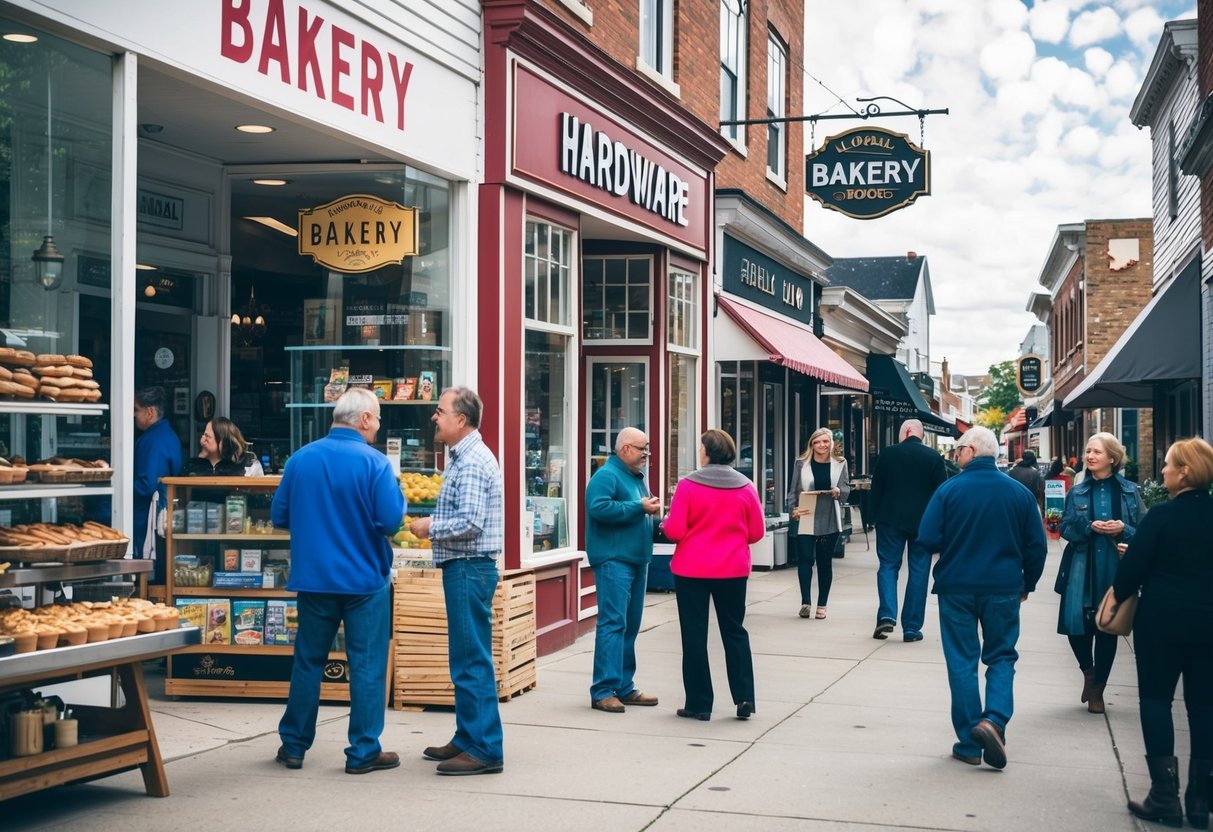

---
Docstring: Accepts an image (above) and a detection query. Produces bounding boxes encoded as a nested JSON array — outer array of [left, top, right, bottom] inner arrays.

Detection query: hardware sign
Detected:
[[806, 127, 930, 219]]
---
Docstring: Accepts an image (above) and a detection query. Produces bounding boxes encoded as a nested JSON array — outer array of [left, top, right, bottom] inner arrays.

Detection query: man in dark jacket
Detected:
[[918, 426, 1047, 771], [868, 418, 947, 642], [1007, 450, 1044, 514]]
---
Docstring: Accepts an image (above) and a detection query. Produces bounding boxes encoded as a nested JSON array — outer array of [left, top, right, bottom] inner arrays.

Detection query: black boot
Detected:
[[1128, 755, 1183, 828], [1187, 758, 1211, 830], [1081, 667, 1096, 703]]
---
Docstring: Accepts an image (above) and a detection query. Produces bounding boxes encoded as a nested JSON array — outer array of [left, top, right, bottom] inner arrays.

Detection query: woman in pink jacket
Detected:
[[662, 429, 765, 721]]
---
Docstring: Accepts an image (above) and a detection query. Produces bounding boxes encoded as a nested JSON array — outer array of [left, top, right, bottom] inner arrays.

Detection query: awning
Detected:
[[1063, 260, 1200, 409], [717, 297, 869, 391], [865, 354, 957, 436], [1029, 410, 1054, 429]]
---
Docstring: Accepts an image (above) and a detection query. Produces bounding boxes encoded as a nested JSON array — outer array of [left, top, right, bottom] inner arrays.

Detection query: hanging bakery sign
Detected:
[[298, 195, 419, 273], [805, 127, 930, 220]]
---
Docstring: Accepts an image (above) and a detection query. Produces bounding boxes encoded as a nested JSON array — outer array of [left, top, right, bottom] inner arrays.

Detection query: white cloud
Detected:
[[1061, 124, 1102, 158], [1069, 7, 1122, 47], [1104, 59, 1144, 100], [1028, 0, 1070, 44], [1084, 47, 1114, 76], [1123, 7, 1166, 50], [980, 30, 1037, 83]]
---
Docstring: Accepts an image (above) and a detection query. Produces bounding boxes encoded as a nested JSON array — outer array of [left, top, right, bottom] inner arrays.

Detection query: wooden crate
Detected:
[[393, 568, 537, 707]]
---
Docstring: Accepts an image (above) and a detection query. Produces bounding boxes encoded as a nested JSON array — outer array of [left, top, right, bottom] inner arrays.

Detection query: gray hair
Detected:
[[332, 387, 379, 427], [1087, 432, 1126, 469], [957, 426, 998, 458], [442, 386, 482, 429], [899, 419, 924, 441], [616, 427, 646, 453]]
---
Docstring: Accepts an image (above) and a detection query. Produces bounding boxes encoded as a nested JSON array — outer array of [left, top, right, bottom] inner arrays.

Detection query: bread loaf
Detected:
[[64, 354, 93, 369]]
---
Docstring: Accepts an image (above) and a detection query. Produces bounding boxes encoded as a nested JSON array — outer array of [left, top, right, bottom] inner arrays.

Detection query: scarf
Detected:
[[684, 464, 752, 490]]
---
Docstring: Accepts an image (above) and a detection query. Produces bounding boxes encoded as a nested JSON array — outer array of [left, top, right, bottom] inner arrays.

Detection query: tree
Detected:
[[982, 360, 1022, 414], [974, 406, 1008, 438]]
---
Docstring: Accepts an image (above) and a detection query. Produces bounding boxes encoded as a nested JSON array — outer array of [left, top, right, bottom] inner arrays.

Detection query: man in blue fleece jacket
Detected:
[[585, 426, 662, 713], [918, 426, 1046, 772], [133, 386, 181, 583], [271, 388, 404, 776]]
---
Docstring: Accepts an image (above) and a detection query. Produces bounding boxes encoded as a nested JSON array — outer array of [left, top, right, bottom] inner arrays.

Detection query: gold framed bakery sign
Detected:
[[298, 195, 419, 273], [806, 127, 930, 220]]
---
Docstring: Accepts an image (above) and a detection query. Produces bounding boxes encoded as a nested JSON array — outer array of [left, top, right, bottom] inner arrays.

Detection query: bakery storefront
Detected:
[[481, 1, 727, 651], [712, 201, 869, 567]]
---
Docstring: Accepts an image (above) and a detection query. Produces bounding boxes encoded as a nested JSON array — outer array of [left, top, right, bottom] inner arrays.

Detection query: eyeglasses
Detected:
[[627, 443, 651, 455], [956, 445, 975, 455]]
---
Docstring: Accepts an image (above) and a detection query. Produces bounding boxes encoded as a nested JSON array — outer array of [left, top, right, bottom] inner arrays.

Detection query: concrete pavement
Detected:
[[5, 534, 1176, 831]]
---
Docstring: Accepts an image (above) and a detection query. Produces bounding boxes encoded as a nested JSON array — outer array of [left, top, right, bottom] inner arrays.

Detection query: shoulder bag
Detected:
[[1095, 586, 1137, 636]]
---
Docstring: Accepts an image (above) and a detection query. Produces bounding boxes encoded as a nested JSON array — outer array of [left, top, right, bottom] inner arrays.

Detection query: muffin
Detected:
[[58, 622, 87, 646], [84, 621, 108, 643], [34, 625, 61, 650], [11, 631, 36, 653]]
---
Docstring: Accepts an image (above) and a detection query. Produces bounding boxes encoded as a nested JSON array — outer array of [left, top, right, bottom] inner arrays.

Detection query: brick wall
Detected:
[[1201, 0, 1213, 96], [1083, 219, 1155, 368], [537, 0, 806, 230]]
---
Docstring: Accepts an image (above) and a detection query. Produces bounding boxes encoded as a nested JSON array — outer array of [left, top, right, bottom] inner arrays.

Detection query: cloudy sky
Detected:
[[804, 0, 1195, 376]]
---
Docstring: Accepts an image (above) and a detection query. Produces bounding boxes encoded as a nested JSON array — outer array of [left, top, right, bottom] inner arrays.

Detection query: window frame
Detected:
[[640, 0, 674, 80], [582, 254, 654, 345], [766, 28, 787, 185], [719, 0, 747, 148]]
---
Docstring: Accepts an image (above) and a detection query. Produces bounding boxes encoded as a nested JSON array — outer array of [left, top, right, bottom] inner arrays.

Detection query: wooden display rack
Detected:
[[393, 568, 537, 708]]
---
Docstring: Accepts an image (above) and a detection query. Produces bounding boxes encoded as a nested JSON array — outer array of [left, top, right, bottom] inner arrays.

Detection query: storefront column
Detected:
[[112, 50, 138, 543]]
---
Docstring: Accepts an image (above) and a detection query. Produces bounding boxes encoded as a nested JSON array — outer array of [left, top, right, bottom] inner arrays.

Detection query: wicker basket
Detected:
[[0, 538, 129, 563]]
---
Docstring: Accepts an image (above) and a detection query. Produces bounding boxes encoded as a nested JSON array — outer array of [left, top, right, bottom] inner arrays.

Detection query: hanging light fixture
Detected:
[[231, 284, 269, 346], [32, 65, 63, 290]]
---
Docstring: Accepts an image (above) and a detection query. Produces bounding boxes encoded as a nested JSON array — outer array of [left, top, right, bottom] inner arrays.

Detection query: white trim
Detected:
[[113, 51, 138, 546], [553, 0, 594, 26], [633, 57, 681, 98], [765, 169, 787, 191]]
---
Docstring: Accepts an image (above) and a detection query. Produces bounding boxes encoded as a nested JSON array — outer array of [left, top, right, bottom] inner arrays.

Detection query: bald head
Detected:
[[615, 427, 650, 473], [899, 419, 924, 441]]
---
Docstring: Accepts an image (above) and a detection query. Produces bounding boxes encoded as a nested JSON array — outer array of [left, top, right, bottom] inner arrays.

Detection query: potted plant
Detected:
[[1044, 508, 1062, 538]]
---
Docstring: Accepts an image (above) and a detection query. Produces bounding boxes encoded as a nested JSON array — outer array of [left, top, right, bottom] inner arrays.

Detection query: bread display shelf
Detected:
[[0, 558, 150, 589], [0, 627, 200, 684], [0, 539, 130, 563], [170, 587, 296, 598], [0, 483, 114, 501], [0, 401, 107, 416], [171, 533, 290, 541], [25, 468, 114, 484]]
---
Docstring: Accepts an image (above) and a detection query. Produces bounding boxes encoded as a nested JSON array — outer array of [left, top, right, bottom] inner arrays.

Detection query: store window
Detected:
[[720, 0, 746, 144], [587, 359, 647, 478], [582, 255, 652, 343], [0, 20, 113, 524], [666, 269, 697, 499], [640, 0, 674, 79], [524, 219, 575, 557], [766, 30, 787, 182], [718, 362, 755, 480]]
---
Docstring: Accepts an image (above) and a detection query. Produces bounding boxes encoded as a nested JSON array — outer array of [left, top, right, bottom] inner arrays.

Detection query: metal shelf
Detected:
[[0, 627, 201, 682], [283, 345, 450, 352], [0, 484, 114, 501], [0, 402, 108, 416], [0, 559, 148, 588]]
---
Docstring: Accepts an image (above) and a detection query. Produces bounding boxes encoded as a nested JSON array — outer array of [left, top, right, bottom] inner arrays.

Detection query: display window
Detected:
[[665, 268, 698, 501], [582, 255, 652, 343], [586, 358, 647, 477], [523, 219, 575, 559]]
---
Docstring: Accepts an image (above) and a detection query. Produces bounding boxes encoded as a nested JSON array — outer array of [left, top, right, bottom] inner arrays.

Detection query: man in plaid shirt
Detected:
[[411, 386, 505, 775]]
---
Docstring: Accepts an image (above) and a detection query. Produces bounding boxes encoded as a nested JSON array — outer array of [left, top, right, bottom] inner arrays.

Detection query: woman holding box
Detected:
[[786, 428, 850, 620]]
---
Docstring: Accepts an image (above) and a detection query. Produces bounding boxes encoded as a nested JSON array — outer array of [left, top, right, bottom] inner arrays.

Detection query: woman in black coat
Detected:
[[1112, 438, 1213, 828]]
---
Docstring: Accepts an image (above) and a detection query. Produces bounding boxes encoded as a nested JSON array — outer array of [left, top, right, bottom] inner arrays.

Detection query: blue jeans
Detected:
[[938, 593, 1021, 758], [590, 559, 648, 702], [279, 584, 390, 767], [442, 558, 503, 765], [875, 524, 932, 633]]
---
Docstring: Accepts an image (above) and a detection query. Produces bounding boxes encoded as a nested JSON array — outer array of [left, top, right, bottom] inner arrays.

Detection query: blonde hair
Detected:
[[1167, 437, 1213, 491], [1086, 432, 1126, 470], [799, 427, 840, 461]]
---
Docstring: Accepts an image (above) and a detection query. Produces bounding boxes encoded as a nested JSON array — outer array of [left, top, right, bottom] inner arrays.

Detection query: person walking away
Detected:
[[868, 418, 947, 641], [786, 428, 850, 620], [918, 427, 1047, 770], [1112, 438, 1213, 828], [662, 430, 764, 721], [133, 386, 182, 584], [271, 388, 403, 775], [1007, 450, 1045, 514], [1055, 432, 1145, 714], [585, 426, 662, 713], [410, 387, 506, 776]]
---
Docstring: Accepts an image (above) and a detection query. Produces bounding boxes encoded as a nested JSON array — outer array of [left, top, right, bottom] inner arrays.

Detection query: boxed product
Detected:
[[186, 501, 206, 534], [205, 599, 231, 645], [265, 598, 299, 645], [371, 379, 393, 399], [323, 366, 349, 403], [223, 548, 239, 571], [212, 571, 262, 588], [205, 502, 224, 534], [173, 556, 213, 588], [417, 371, 436, 401], [232, 600, 266, 646], [240, 548, 262, 573], [225, 495, 247, 534], [392, 377, 415, 400], [175, 599, 208, 630]]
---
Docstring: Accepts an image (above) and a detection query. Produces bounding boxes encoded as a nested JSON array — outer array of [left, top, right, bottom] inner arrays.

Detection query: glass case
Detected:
[[285, 345, 450, 464]]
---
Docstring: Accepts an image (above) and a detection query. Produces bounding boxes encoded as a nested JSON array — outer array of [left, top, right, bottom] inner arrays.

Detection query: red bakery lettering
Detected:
[[257, 0, 290, 83], [220, 0, 253, 63], [296, 6, 325, 97], [331, 25, 355, 111], [361, 41, 384, 122]]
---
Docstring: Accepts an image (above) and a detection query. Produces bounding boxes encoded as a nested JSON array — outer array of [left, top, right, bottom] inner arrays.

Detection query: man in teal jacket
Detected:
[[586, 426, 662, 713]]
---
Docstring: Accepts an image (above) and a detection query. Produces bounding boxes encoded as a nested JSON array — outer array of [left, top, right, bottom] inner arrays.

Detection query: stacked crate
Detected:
[[393, 567, 537, 708]]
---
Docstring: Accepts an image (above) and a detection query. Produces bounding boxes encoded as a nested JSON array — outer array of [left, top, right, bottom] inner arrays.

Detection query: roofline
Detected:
[[1130, 18, 1198, 127]]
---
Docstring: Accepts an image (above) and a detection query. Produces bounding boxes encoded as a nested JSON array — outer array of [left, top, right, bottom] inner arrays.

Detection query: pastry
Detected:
[[32, 364, 73, 378], [64, 354, 93, 369], [35, 353, 66, 365], [9, 350, 35, 367], [0, 366, 11, 381]]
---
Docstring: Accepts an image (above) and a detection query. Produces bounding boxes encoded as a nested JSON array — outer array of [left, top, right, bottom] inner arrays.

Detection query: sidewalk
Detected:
[[6, 535, 1171, 831]]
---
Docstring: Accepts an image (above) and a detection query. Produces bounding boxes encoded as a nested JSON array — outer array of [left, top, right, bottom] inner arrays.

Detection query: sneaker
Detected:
[[873, 620, 895, 640]]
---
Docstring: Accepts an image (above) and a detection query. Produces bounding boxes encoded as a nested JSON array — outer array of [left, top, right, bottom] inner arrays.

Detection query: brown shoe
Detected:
[[592, 696, 625, 713], [970, 720, 1007, 770], [345, 751, 400, 775], [622, 690, 658, 706], [436, 751, 503, 776], [423, 742, 461, 761]]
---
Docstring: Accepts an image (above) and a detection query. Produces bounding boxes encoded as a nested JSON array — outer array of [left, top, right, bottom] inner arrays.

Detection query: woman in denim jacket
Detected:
[[1055, 432, 1145, 714]]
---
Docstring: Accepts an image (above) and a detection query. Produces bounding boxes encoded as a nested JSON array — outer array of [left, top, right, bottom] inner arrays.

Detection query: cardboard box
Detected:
[[212, 571, 262, 588], [186, 502, 206, 534], [205, 599, 231, 645], [223, 548, 239, 571], [232, 600, 266, 646], [175, 599, 208, 630], [205, 502, 224, 534], [225, 495, 247, 534], [240, 548, 262, 573]]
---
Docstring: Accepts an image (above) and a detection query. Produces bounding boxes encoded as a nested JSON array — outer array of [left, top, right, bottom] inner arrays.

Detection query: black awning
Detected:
[[866, 354, 958, 437], [1063, 259, 1200, 409], [1029, 410, 1055, 428]]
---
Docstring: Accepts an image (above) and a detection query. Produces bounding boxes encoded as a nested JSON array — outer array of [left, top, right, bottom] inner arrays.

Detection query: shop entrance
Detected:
[[134, 308, 193, 454]]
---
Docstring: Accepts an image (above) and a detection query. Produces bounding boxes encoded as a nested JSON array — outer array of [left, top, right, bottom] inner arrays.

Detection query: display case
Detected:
[[162, 476, 364, 701], [285, 345, 450, 461]]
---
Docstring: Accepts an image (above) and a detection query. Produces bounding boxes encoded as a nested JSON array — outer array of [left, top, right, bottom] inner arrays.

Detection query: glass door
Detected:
[[760, 381, 784, 515], [586, 359, 647, 476]]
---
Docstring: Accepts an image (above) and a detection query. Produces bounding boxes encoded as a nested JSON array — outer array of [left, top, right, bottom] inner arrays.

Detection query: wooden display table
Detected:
[[0, 627, 200, 801], [393, 567, 537, 708]]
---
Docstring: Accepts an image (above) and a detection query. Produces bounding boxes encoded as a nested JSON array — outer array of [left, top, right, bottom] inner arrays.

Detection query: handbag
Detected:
[[1095, 586, 1137, 636]]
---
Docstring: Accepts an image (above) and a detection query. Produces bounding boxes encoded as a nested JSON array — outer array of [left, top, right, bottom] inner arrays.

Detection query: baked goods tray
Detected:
[[26, 468, 113, 483], [0, 539, 130, 563]]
